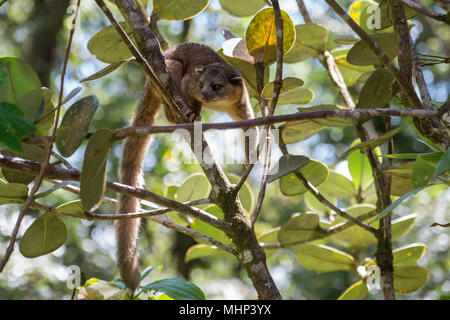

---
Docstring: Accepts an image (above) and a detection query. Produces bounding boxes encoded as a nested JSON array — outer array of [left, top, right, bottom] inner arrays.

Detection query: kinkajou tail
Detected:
[[116, 79, 162, 291]]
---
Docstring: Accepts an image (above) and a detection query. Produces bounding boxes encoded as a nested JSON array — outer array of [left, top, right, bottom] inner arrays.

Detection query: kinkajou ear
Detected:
[[229, 76, 243, 86], [195, 67, 205, 75]]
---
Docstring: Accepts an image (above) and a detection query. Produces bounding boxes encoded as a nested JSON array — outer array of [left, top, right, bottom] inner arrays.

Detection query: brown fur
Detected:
[[117, 43, 256, 291]]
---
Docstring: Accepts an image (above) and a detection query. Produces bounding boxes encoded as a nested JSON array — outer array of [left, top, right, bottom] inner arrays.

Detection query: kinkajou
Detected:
[[116, 42, 256, 291]]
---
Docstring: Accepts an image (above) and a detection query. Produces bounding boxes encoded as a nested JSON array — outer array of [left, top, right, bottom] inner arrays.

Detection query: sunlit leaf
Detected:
[[185, 244, 227, 262], [0, 183, 28, 205], [87, 22, 135, 63], [0, 57, 43, 120], [279, 160, 329, 196], [347, 32, 399, 66], [295, 244, 355, 272], [284, 24, 329, 63], [219, 0, 265, 17], [278, 212, 324, 245], [394, 265, 429, 294], [246, 8, 296, 65], [141, 278, 206, 300], [153, 0, 210, 21], [338, 280, 368, 300], [393, 243, 426, 266]]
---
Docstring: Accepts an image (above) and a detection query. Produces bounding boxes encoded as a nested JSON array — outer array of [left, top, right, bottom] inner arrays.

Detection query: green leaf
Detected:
[[142, 278, 206, 300], [284, 24, 329, 63], [80, 128, 115, 212], [332, 49, 375, 87], [2, 142, 45, 184], [303, 191, 335, 215], [185, 244, 227, 262], [393, 243, 426, 266], [295, 244, 355, 272], [338, 280, 368, 300], [347, 141, 373, 190], [261, 77, 304, 100], [329, 204, 377, 252], [369, 184, 437, 224], [55, 95, 99, 157], [268, 154, 310, 183], [87, 22, 135, 63], [34, 87, 56, 135], [279, 160, 329, 196], [340, 128, 400, 160], [412, 153, 441, 188], [0, 102, 37, 153], [55, 200, 86, 218], [278, 212, 325, 245], [394, 265, 429, 294], [191, 205, 232, 245], [246, 8, 296, 65], [276, 88, 314, 105], [356, 67, 394, 109], [175, 173, 211, 203], [258, 228, 280, 257], [153, 0, 210, 21], [80, 59, 132, 83], [318, 171, 357, 200], [391, 214, 416, 240], [433, 147, 450, 177], [140, 264, 163, 280], [0, 57, 43, 120], [219, 0, 265, 17], [0, 183, 28, 205], [347, 32, 399, 66], [19, 213, 68, 258], [379, 1, 418, 29], [61, 87, 82, 106], [389, 162, 415, 196], [349, 0, 379, 34], [0, 67, 7, 90]]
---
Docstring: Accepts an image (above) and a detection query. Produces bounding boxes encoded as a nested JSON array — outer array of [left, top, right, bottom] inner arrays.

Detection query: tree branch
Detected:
[[397, 0, 449, 23]]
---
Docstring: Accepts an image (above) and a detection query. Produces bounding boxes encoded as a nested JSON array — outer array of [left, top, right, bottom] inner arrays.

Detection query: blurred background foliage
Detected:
[[0, 0, 448, 299]]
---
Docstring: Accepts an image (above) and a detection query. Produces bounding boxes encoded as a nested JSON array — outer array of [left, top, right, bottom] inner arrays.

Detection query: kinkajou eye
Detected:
[[198, 81, 203, 89], [212, 84, 222, 91]]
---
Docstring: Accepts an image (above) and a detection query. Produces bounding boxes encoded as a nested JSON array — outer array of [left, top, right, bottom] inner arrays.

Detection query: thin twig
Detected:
[[0, 0, 81, 273], [397, 0, 448, 23], [261, 209, 378, 248], [0, 153, 232, 233], [251, 0, 284, 227], [296, 0, 313, 24], [113, 108, 440, 139], [324, 0, 424, 111], [31, 201, 235, 254]]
